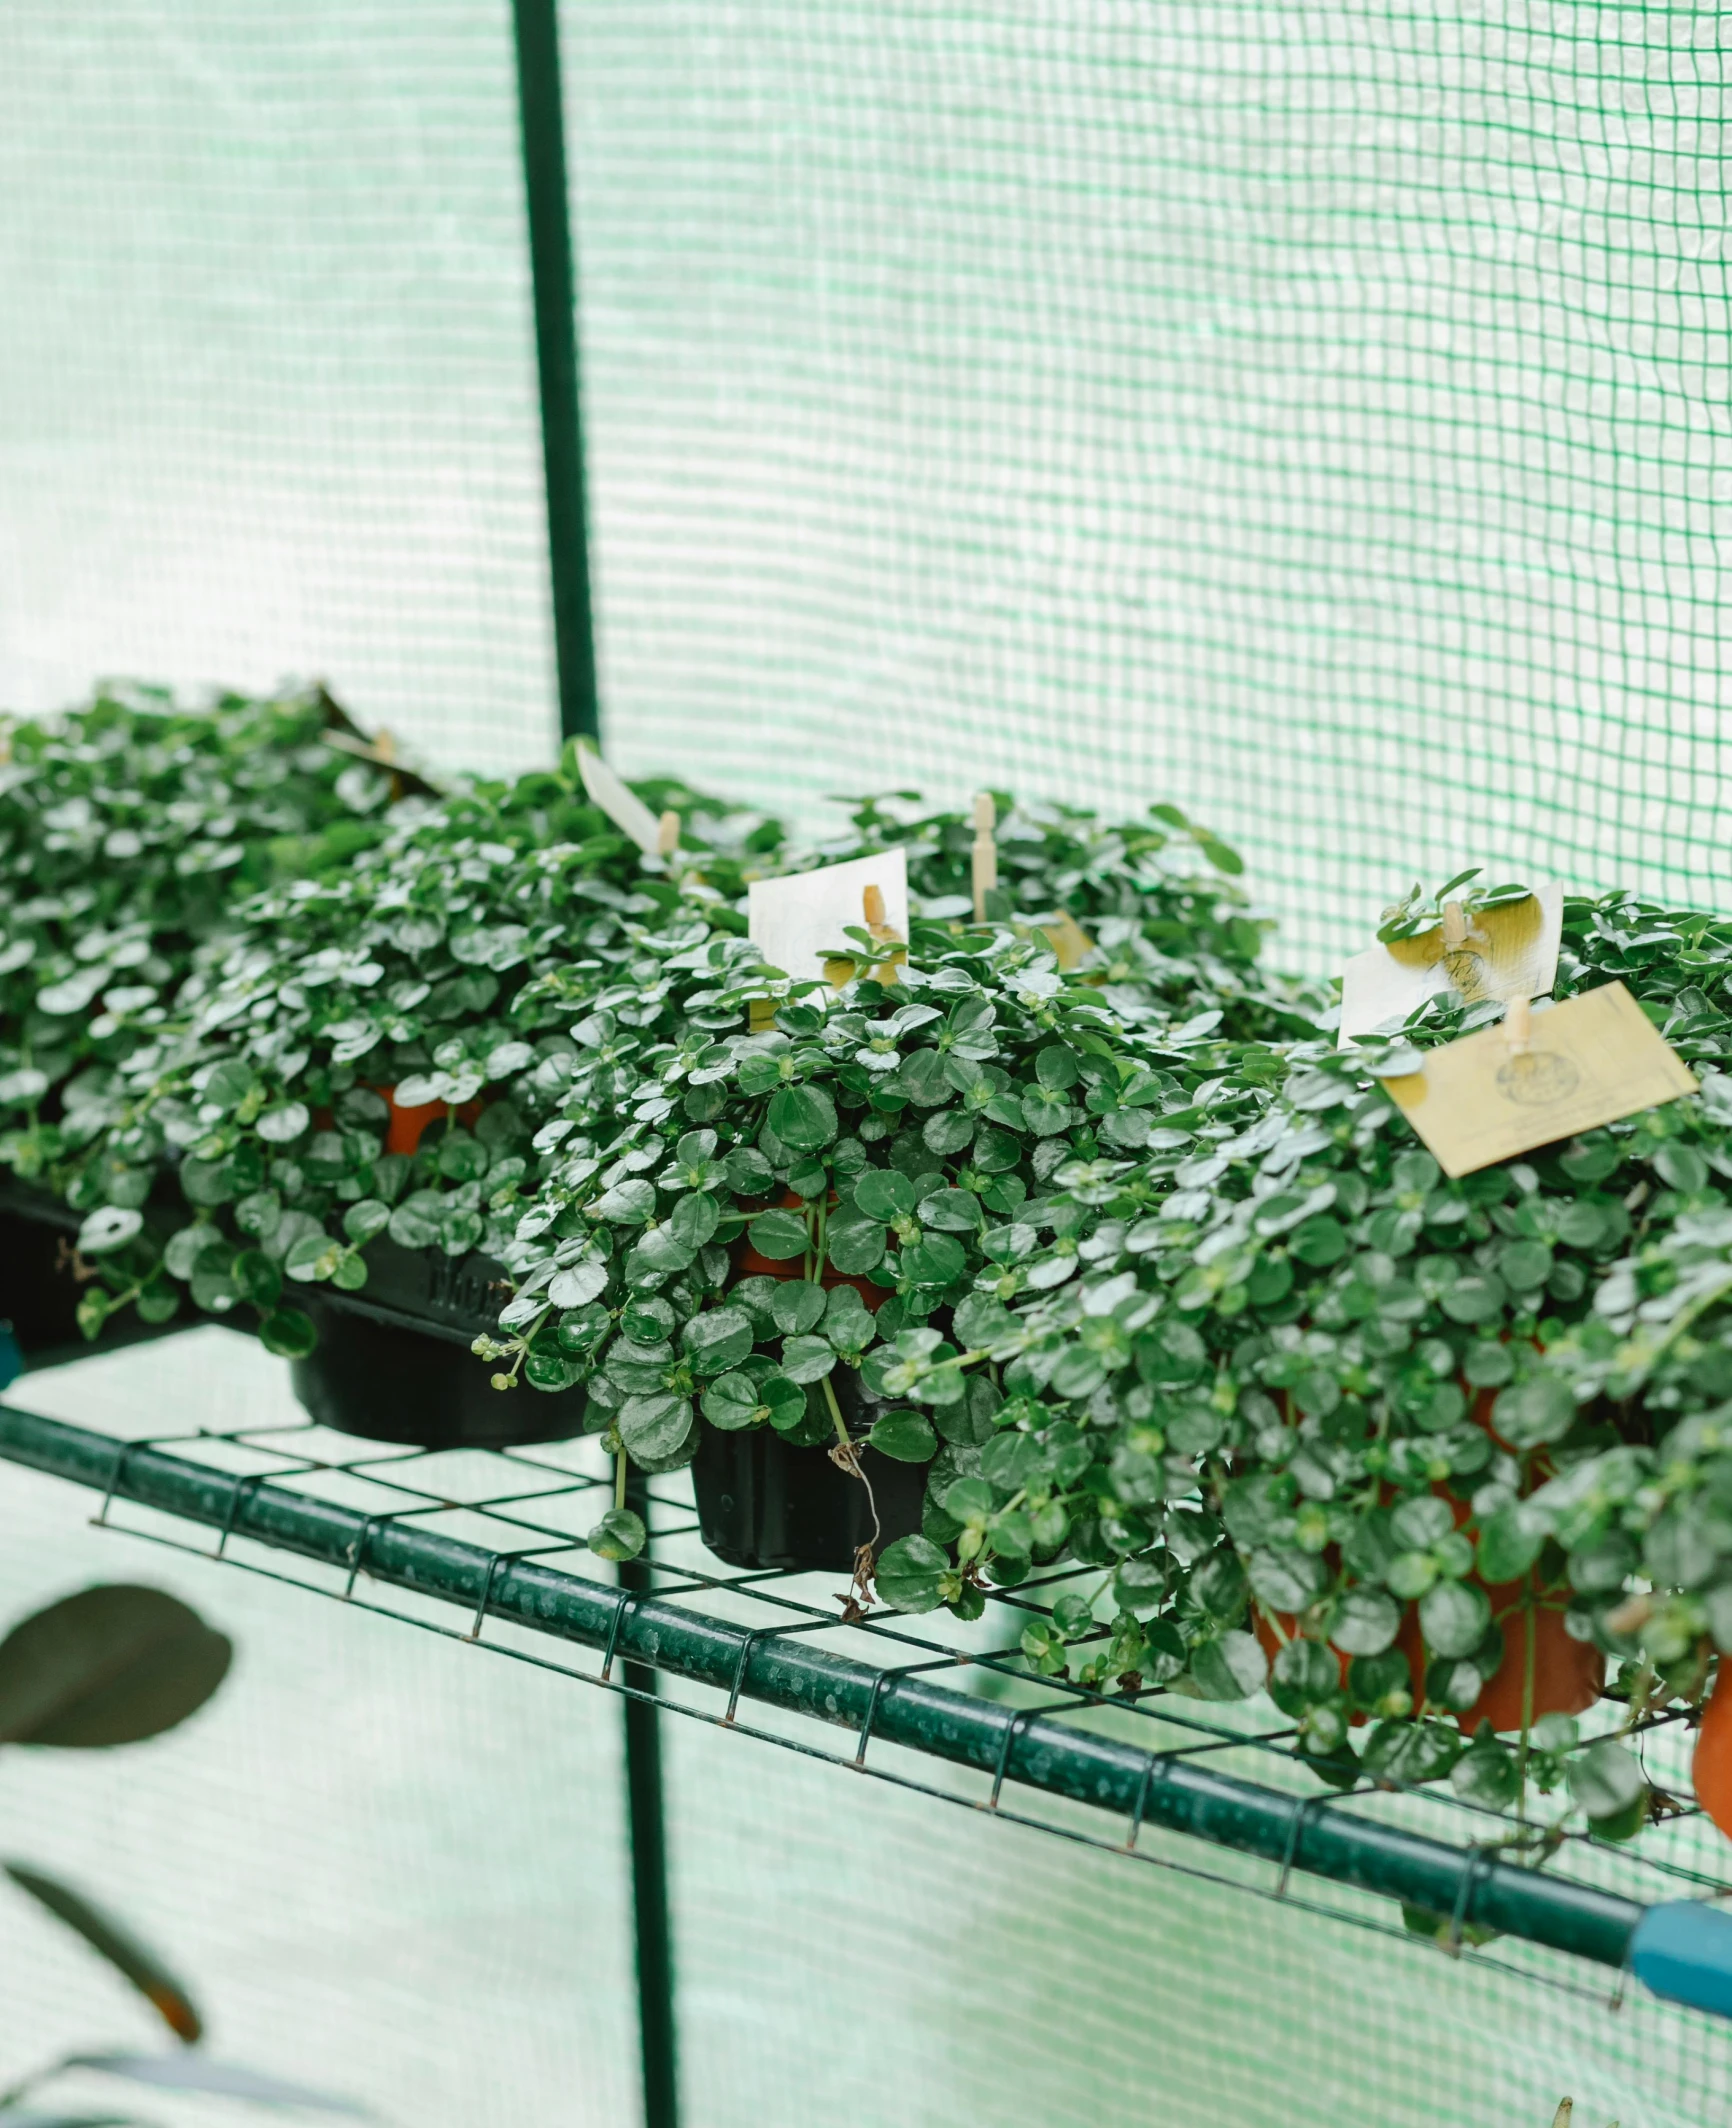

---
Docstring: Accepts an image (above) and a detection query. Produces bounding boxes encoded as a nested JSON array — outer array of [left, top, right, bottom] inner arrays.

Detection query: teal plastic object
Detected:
[[0, 1324, 21, 1392], [1631, 1902, 1732, 2019]]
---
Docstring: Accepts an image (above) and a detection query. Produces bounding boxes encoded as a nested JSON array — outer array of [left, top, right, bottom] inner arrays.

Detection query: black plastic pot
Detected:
[[288, 1238, 586, 1450], [691, 1367, 927, 1572], [0, 1205, 86, 1354], [0, 1185, 188, 1362]]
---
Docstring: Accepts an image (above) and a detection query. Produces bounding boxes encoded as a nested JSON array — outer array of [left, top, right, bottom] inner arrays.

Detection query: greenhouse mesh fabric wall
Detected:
[[2, 4, 1731, 2123], [6, 2, 1728, 969]]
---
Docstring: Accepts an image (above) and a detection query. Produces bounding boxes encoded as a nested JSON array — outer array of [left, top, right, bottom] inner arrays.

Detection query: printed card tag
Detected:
[[1382, 981, 1697, 1177], [1340, 883, 1563, 1046], [577, 743, 665, 856], [748, 849, 909, 988]]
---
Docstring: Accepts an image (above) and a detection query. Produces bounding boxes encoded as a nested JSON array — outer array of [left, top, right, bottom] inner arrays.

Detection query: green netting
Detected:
[[568, 1, 1731, 969], [4, 5, 1732, 2123]]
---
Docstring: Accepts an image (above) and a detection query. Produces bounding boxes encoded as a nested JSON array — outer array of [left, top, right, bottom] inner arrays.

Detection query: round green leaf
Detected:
[[824, 1217, 887, 1274], [259, 1307, 318, 1359], [767, 1280, 825, 1336], [548, 1261, 609, 1309], [701, 1372, 763, 1430], [767, 1083, 837, 1152], [851, 1170, 917, 1223], [1190, 1631, 1268, 1701], [779, 1333, 838, 1384], [761, 1374, 809, 1434], [1567, 1738, 1645, 1822], [1329, 1587, 1402, 1657], [256, 1102, 310, 1146], [1440, 1272, 1506, 1325], [342, 1198, 391, 1247], [874, 1535, 949, 1614], [230, 1242, 280, 1310], [75, 1207, 141, 1257], [1418, 1578, 1492, 1660], [669, 1191, 721, 1248], [587, 1508, 646, 1562], [1476, 1502, 1547, 1585], [1034, 1045, 1080, 1092], [746, 1208, 809, 1262], [682, 1305, 755, 1377], [866, 1409, 938, 1463], [618, 1393, 696, 1463], [1270, 1635, 1340, 1715], [1493, 1373, 1576, 1449]]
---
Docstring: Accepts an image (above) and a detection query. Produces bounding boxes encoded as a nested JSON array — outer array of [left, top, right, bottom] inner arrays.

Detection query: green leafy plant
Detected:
[[0, 682, 397, 1154], [479, 902, 1247, 1577], [816, 790, 1323, 1039], [1007, 886, 1732, 1833], [28, 745, 779, 1352]]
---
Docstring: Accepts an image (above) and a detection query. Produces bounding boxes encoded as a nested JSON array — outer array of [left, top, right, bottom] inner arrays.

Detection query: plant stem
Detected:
[[821, 1371, 850, 1452], [1516, 1569, 1539, 1824], [615, 1446, 629, 1512]]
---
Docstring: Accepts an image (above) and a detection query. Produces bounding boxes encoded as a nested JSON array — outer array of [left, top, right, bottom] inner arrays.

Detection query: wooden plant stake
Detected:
[[971, 791, 998, 922]]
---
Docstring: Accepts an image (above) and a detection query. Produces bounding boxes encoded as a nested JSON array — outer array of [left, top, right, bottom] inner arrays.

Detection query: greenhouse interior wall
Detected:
[[2, 3, 1729, 2124]]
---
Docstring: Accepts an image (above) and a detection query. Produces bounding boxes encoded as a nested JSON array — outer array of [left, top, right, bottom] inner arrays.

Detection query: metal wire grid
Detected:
[[9, 1388, 1729, 2021]]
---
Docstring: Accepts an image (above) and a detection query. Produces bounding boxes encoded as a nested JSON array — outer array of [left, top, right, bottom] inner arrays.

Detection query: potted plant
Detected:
[[968, 881, 1732, 1837], [36, 742, 780, 1447], [0, 682, 398, 1354], [812, 790, 1324, 1040], [478, 891, 1247, 1583]]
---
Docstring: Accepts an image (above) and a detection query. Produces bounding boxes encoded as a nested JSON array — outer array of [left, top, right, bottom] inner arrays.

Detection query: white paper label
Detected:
[[577, 743, 663, 856], [747, 849, 910, 985]]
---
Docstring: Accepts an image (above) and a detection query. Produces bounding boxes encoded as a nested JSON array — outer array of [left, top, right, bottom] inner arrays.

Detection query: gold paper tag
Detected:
[[1339, 884, 1562, 1045], [1382, 981, 1697, 1177], [1041, 911, 1095, 972]]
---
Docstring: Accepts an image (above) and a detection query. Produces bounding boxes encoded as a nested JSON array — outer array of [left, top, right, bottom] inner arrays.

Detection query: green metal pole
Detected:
[[510, 0, 600, 744], [620, 1470, 678, 2128]]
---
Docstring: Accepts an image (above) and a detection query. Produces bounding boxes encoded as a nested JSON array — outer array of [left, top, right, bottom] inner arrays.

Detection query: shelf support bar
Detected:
[[620, 1469, 679, 2128]]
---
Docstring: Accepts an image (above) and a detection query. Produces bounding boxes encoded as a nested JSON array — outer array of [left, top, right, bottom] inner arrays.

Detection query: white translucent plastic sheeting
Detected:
[[5, 1333, 1732, 2127]]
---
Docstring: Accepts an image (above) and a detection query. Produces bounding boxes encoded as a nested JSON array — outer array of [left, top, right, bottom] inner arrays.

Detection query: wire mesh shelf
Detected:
[[5, 1344, 1732, 2029]]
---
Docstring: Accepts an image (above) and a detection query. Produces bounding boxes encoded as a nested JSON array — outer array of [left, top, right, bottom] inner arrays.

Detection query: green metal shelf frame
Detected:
[[5, 1391, 1732, 2027]]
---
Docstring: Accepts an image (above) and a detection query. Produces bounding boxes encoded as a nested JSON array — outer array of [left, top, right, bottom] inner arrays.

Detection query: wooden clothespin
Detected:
[[656, 809, 681, 858], [822, 883, 905, 988], [862, 884, 906, 982], [971, 791, 998, 923], [1504, 993, 1532, 1056]]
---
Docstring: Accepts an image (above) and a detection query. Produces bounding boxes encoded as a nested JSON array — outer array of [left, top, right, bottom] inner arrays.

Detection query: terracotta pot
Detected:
[[311, 1084, 484, 1155], [377, 1084, 483, 1157], [730, 1191, 888, 1314], [1253, 1355, 1605, 1735], [1452, 1594, 1603, 1732], [1693, 1665, 1732, 1840]]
